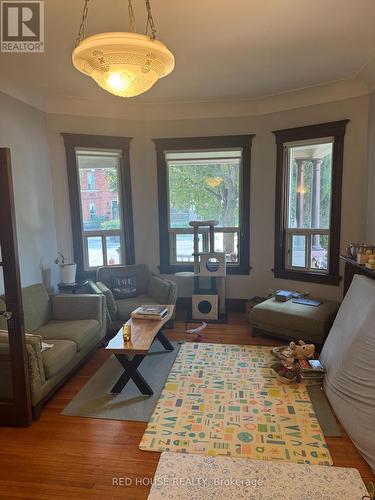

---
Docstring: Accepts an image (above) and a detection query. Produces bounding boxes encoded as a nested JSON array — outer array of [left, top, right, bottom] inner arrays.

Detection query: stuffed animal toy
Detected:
[[289, 340, 315, 359]]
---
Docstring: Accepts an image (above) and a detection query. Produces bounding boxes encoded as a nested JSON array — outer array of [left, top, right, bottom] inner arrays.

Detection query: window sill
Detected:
[[159, 264, 252, 276], [272, 268, 341, 286]]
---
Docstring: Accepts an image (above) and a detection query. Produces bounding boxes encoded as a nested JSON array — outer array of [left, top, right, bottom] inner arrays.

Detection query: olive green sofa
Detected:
[[0, 284, 106, 417], [89, 264, 177, 336]]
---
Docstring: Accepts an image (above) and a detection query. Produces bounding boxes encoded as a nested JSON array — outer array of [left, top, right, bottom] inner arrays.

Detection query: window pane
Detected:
[[77, 152, 122, 232], [288, 142, 332, 229], [166, 150, 242, 161], [106, 235, 122, 265], [311, 234, 329, 271], [87, 236, 103, 267], [175, 233, 203, 262], [214, 232, 239, 263], [168, 153, 240, 229], [291, 234, 306, 268]]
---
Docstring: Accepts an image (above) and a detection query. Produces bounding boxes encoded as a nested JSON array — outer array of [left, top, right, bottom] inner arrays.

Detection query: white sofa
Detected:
[[320, 275, 375, 473]]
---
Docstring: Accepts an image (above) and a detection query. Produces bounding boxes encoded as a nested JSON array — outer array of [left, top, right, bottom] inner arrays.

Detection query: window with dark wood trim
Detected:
[[155, 135, 254, 275], [273, 120, 349, 285], [62, 133, 135, 279]]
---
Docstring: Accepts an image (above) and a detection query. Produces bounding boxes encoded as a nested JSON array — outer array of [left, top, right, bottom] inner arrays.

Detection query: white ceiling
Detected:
[[1, 0, 375, 110]]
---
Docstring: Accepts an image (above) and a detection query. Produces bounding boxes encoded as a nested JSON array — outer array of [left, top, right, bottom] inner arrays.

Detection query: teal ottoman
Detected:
[[249, 297, 340, 345]]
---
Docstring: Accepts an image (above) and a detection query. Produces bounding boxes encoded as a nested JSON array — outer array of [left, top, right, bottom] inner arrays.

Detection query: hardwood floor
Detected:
[[0, 311, 373, 499]]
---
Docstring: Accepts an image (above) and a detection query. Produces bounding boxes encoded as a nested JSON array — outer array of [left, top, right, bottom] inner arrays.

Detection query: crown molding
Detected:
[[46, 78, 368, 122], [356, 53, 375, 92], [0, 76, 369, 120]]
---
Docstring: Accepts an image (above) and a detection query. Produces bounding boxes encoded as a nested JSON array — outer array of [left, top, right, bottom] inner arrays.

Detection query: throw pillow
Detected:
[[111, 275, 138, 300], [147, 275, 171, 304]]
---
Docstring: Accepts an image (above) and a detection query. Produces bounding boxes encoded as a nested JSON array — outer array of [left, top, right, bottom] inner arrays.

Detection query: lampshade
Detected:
[[72, 32, 175, 98]]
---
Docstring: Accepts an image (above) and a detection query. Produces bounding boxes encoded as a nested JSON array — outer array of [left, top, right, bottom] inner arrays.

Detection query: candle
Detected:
[[122, 322, 131, 342]]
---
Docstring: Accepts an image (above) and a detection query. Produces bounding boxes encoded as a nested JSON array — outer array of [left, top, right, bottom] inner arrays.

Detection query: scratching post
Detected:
[[189, 220, 226, 322]]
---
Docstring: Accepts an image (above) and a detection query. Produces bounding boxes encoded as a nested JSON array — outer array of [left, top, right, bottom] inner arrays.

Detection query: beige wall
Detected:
[[0, 92, 58, 294], [47, 94, 369, 301], [367, 91, 375, 242]]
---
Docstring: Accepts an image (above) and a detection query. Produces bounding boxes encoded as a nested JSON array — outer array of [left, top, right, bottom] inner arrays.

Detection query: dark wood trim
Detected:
[[272, 268, 341, 285], [155, 141, 170, 275], [272, 120, 349, 144], [329, 131, 345, 282], [154, 135, 254, 276], [61, 133, 135, 279], [0, 148, 32, 427], [272, 120, 349, 285], [64, 141, 83, 272]]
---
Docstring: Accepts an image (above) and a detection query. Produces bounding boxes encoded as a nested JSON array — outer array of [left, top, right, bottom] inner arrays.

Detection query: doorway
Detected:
[[0, 148, 32, 426]]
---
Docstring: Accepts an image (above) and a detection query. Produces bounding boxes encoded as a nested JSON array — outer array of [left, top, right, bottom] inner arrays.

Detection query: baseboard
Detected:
[[226, 298, 246, 312], [176, 297, 192, 310], [176, 297, 246, 312]]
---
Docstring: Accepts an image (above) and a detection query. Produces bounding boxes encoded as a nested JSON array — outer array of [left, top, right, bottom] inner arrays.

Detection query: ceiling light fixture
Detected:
[[72, 0, 175, 98]]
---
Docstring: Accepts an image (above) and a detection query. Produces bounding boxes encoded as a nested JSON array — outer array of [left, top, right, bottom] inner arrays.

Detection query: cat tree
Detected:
[[189, 220, 226, 322]]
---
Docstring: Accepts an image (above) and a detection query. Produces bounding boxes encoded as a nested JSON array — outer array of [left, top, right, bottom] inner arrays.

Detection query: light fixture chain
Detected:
[[128, 0, 136, 32], [145, 0, 157, 39], [75, 0, 91, 47]]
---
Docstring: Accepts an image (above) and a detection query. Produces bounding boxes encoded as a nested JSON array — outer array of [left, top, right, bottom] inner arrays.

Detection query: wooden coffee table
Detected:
[[105, 305, 175, 396]]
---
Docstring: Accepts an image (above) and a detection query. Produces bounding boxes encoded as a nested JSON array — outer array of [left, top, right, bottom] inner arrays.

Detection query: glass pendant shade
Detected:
[[72, 32, 175, 97]]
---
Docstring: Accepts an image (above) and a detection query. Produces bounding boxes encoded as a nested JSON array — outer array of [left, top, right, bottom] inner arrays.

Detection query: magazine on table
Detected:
[[131, 305, 169, 320]]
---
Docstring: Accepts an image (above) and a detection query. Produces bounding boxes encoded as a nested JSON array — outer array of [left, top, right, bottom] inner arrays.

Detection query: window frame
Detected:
[[76, 149, 125, 271], [285, 229, 331, 271], [272, 120, 349, 285], [154, 135, 254, 275], [62, 133, 135, 279]]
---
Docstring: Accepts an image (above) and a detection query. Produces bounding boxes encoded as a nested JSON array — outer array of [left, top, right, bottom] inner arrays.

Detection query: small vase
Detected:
[[60, 264, 77, 284], [122, 322, 131, 342]]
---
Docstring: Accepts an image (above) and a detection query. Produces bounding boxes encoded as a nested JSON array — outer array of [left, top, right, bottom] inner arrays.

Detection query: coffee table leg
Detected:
[[111, 354, 153, 395], [111, 370, 131, 394], [156, 330, 174, 351], [128, 368, 154, 395]]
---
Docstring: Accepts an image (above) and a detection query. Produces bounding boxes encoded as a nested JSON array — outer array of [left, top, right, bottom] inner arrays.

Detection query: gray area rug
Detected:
[[308, 384, 342, 437], [62, 341, 181, 422]]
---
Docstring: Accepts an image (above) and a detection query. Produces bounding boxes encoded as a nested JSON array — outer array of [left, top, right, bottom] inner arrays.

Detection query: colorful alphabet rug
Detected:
[[139, 343, 333, 465]]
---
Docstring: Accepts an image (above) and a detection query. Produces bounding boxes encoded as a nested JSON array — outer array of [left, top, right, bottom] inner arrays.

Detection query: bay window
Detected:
[[155, 135, 253, 275], [62, 134, 135, 277], [273, 120, 349, 285]]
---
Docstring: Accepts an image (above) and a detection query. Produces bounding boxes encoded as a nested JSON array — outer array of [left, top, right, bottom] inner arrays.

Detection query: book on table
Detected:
[[299, 359, 326, 373], [298, 358, 325, 385], [131, 305, 169, 320]]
